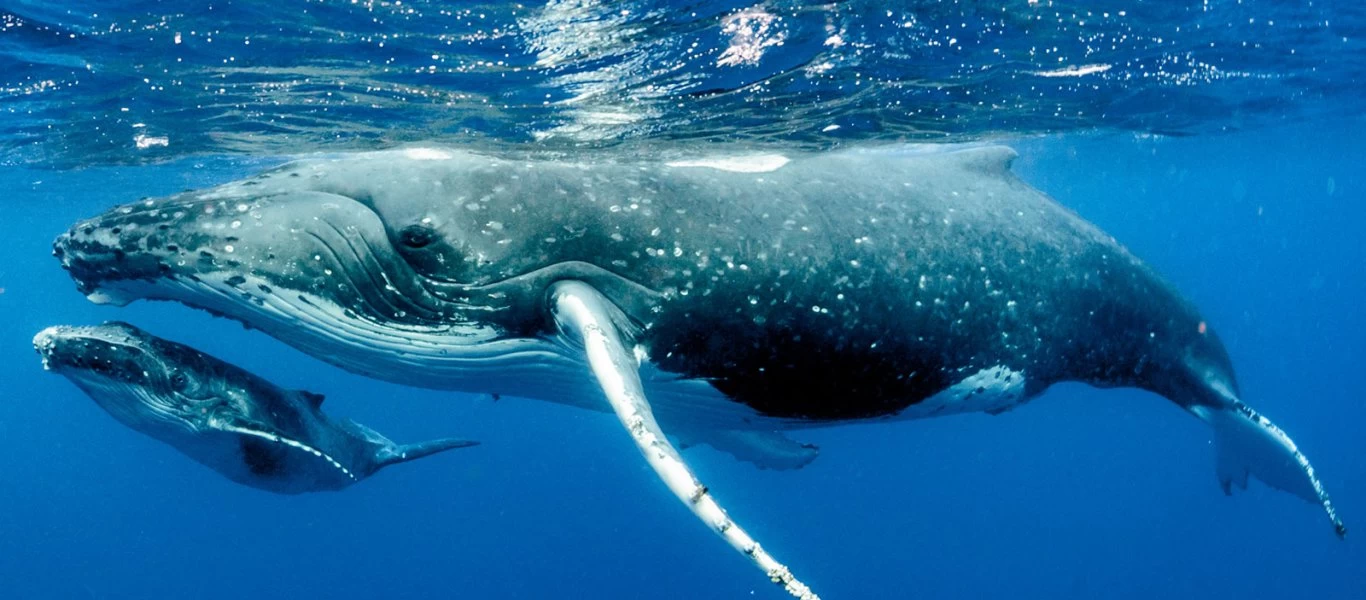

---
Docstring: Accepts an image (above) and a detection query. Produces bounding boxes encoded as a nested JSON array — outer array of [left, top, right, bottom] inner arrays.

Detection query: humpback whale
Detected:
[[34, 321, 479, 494], [52, 145, 1344, 597]]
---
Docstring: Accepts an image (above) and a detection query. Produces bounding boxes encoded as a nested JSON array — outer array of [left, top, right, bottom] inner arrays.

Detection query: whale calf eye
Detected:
[[170, 371, 189, 391], [399, 225, 435, 249]]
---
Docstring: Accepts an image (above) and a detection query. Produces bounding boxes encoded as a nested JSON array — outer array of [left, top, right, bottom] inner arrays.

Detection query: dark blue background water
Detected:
[[2, 121, 1361, 599], [3, 0, 1365, 598]]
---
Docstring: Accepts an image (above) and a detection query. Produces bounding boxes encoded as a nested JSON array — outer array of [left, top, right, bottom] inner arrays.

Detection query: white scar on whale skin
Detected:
[[216, 421, 357, 481], [551, 280, 819, 600], [666, 155, 790, 173], [401, 147, 456, 161]]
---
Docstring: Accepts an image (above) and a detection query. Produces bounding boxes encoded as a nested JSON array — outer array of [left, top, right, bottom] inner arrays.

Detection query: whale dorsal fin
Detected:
[[861, 144, 1018, 177], [297, 390, 325, 409], [947, 145, 1018, 175]]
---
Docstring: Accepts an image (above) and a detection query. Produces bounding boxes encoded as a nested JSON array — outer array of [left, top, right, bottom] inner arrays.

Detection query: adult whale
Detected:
[[53, 145, 1344, 597], [35, 321, 479, 494]]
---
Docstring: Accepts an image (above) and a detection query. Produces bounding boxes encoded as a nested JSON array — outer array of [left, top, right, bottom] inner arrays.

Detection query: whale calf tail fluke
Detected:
[[1188, 402, 1345, 539]]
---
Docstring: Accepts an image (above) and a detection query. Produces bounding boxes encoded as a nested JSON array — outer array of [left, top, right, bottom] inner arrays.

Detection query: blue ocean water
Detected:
[[2, 2, 1364, 599]]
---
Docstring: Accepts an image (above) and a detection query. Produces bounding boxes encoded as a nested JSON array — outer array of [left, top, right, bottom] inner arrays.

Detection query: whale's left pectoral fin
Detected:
[[549, 280, 820, 600], [1190, 402, 1346, 539]]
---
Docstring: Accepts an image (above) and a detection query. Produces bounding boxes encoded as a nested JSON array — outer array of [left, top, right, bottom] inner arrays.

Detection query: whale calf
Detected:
[[35, 321, 479, 494], [53, 145, 1344, 597]]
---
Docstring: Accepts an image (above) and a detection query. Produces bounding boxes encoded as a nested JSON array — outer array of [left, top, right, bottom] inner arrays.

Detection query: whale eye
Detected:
[[390, 222, 471, 282], [169, 371, 188, 391], [398, 224, 435, 249]]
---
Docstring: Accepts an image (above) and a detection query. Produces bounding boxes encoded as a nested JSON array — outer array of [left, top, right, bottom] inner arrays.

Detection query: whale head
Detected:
[[49, 150, 554, 385], [34, 321, 264, 437]]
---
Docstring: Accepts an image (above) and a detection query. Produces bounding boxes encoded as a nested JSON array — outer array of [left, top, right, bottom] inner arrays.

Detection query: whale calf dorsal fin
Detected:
[[298, 390, 325, 409]]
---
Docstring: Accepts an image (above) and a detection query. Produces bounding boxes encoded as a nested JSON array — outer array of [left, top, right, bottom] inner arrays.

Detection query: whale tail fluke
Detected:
[[1189, 402, 1346, 539]]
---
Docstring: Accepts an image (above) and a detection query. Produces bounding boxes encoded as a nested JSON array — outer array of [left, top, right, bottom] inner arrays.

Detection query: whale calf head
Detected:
[[35, 321, 237, 435]]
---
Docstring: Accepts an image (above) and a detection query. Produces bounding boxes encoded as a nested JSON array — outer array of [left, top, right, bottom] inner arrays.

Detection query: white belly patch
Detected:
[[895, 366, 1028, 420], [639, 364, 1030, 431]]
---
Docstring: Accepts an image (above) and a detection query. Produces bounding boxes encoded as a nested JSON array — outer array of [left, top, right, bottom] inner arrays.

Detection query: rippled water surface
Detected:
[[4, 0, 1365, 165]]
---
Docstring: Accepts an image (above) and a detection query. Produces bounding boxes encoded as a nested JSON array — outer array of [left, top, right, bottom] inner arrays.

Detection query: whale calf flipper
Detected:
[[549, 280, 820, 600], [1189, 402, 1346, 538], [679, 429, 820, 471]]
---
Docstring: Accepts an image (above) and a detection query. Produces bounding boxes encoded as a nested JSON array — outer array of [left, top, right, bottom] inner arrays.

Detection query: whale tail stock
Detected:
[[343, 419, 481, 470], [1186, 396, 1345, 539], [378, 437, 481, 467]]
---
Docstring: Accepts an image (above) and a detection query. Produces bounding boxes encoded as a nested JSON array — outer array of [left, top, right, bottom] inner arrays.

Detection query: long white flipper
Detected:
[[550, 280, 819, 600]]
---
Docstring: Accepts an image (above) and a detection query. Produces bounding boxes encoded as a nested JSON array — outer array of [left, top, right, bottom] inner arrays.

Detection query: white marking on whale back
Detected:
[[666, 155, 790, 173], [401, 148, 455, 161]]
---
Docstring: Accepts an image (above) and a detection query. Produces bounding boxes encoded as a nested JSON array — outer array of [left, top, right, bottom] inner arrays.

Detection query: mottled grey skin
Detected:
[[51, 147, 1227, 417], [35, 322, 477, 494], [51, 145, 1343, 535]]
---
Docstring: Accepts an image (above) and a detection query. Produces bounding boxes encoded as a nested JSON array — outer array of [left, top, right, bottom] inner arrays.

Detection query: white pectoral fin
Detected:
[[548, 280, 820, 600], [1190, 403, 1346, 539], [680, 429, 820, 471]]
